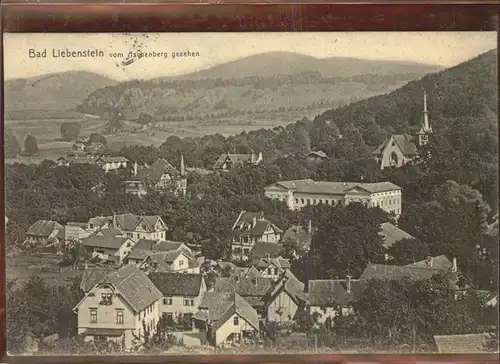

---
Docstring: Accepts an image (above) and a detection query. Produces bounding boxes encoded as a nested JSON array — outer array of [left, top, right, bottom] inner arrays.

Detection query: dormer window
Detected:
[[100, 293, 112, 305], [391, 141, 396, 147]]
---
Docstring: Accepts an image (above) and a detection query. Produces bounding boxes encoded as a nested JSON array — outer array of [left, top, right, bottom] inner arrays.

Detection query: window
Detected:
[[116, 310, 124, 324], [100, 293, 112, 305], [233, 316, 239, 326], [163, 297, 173, 305], [301, 199, 305, 204], [267, 268, 272, 275], [179, 260, 184, 267], [307, 199, 311, 205], [295, 198, 299, 204], [90, 308, 97, 323], [313, 199, 317, 204], [243, 236, 249, 243], [234, 247, 241, 254], [184, 298, 195, 306]]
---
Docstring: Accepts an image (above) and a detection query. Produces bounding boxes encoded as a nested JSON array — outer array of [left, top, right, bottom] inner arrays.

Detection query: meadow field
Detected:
[[5, 109, 318, 164]]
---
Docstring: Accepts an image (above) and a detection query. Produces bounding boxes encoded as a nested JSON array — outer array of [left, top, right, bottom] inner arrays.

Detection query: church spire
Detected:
[[180, 153, 186, 176], [422, 91, 430, 132], [418, 90, 433, 147]]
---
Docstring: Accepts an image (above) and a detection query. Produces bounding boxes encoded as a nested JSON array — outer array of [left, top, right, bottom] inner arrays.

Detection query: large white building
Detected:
[[264, 179, 402, 218]]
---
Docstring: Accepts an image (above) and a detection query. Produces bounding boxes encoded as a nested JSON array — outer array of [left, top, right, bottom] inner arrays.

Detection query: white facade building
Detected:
[[264, 179, 402, 218]]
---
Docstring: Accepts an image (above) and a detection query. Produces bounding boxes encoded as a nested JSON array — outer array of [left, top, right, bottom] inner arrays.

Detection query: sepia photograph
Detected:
[[3, 32, 499, 356]]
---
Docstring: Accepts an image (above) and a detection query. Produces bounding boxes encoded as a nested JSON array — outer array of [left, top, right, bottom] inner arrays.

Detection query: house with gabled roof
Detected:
[[308, 277, 367, 323], [264, 179, 403, 218], [73, 265, 163, 350], [213, 152, 263, 172], [263, 270, 307, 323], [138, 250, 200, 274], [192, 291, 260, 346], [148, 272, 206, 326], [124, 156, 187, 197], [214, 276, 274, 315], [372, 91, 433, 170], [255, 255, 291, 281], [231, 211, 283, 261], [24, 220, 64, 247], [81, 235, 135, 264], [86, 213, 168, 242]]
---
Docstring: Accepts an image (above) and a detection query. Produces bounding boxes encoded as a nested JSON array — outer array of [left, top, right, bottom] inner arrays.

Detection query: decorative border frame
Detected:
[[1, 2, 499, 363]]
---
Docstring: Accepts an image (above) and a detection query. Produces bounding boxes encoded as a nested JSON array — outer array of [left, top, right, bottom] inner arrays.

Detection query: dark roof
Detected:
[[82, 328, 126, 337], [232, 211, 283, 237], [26, 220, 64, 237], [281, 225, 312, 250], [372, 134, 418, 156], [132, 240, 185, 252], [270, 270, 307, 303], [255, 256, 290, 272], [265, 179, 402, 195], [380, 222, 416, 249], [98, 265, 162, 312], [94, 227, 124, 237], [359, 263, 441, 281], [214, 277, 273, 304], [79, 268, 116, 292], [135, 159, 180, 183], [81, 235, 130, 250], [308, 279, 367, 307], [89, 214, 166, 233], [405, 255, 453, 271], [433, 334, 491, 353], [96, 156, 129, 163], [250, 243, 284, 260], [194, 291, 259, 331], [149, 273, 203, 296]]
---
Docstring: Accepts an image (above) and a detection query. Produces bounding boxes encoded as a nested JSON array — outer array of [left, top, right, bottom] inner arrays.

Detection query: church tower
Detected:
[[417, 91, 433, 147]]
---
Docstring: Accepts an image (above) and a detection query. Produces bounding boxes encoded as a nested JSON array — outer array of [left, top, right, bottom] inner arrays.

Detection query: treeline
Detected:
[[83, 72, 420, 96]]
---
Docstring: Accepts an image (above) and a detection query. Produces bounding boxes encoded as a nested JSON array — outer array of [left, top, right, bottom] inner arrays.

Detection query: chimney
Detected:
[[308, 219, 312, 234], [267, 253, 271, 263], [452, 257, 457, 272], [252, 217, 257, 228], [346, 275, 352, 294], [133, 162, 138, 176]]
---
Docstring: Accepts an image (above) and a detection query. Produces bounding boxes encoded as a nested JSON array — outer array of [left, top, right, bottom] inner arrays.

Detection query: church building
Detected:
[[372, 91, 433, 170]]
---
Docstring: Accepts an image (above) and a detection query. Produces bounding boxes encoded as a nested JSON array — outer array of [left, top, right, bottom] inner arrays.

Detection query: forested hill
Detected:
[[315, 49, 498, 144], [76, 52, 442, 119]]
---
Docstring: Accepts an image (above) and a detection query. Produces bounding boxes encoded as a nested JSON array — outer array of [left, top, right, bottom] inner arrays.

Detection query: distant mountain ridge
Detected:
[[5, 71, 119, 114], [161, 51, 444, 80]]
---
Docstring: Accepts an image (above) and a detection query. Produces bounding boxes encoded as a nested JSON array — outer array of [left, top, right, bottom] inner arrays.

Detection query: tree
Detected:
[[5, 130, 21, 158], [60, 122, 81, 141], [24, 135, 39, 156], [350, 272, 480, 349], [305, 203, 388, 279], [88, 133, 107, 146], [387, 238, 430, 265]]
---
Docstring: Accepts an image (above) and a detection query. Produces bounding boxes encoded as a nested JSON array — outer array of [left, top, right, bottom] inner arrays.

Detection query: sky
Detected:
[[4, 32, 497, 81]]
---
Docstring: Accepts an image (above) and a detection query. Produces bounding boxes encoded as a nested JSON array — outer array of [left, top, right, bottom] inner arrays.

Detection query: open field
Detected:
[[5, 109, 318, 164], [6, 252, 79, 286]]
